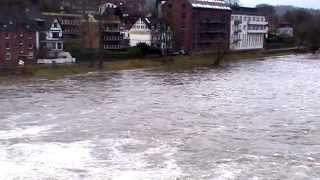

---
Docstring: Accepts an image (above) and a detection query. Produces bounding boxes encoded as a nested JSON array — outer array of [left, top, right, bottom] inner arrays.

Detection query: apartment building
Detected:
[[230, 7, 268, 50], [163, 0, 231, 53]]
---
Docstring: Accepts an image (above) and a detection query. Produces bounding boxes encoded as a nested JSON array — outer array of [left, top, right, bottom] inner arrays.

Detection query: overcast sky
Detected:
[[241, 0, 320, 9]]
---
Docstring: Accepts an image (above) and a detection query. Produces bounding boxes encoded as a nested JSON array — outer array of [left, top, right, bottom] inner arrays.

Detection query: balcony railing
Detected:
[[103, 36, 123, 41], [103, 44, 126, 50], [247, 29, 268, 34], [248, 21, 268, 25], [103, 28, 120, 32]]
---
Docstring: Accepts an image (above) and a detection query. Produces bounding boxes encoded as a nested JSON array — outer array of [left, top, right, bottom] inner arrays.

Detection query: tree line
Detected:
[[256, 4, 320, 53]]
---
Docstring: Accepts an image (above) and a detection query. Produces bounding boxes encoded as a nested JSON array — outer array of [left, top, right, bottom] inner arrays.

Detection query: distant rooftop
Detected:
[[0, 6, 38, 32], [188, 0, 231, 10], [231, 6, 264, 15]]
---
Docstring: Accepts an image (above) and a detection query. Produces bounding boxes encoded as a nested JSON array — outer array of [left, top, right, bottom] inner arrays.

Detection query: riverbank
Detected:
[[0, 49, 303, 80]]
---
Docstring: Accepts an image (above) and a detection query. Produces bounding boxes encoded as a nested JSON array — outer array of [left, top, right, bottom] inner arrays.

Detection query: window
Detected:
[[5, 42, 10, 49], [28, 42, 33, 49], [52, 32, 60, 38], [5, 52, 11, 61], [182, 13, 186, 19], [19, 33, 24, 38], [53, 22, 58, 28], [5, 33, 9, 39], [57, 43, 62, 50]]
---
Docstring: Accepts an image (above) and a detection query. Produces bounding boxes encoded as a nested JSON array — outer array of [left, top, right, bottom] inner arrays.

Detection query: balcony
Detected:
[[103, 36, 123, 41], [247, 29, 268, 34], [103, 28, 120, 32], [103, 44, 128, 50], [248, 21, 268, 25]]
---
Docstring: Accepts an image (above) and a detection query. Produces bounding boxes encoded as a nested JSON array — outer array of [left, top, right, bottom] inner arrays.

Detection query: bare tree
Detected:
[[283, 9, 320, 53], [213, 43, 228, 66]]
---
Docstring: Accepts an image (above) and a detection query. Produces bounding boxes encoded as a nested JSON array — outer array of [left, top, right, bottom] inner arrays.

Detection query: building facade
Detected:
[[163, 0, 231, 53], [277, 23, 294, 38], [151, 19, 173, 53], [0, 10, 38, 68], [99, 3, 126, 51], [98, 0, 147, 16], [100, 16, 124, 50], [42, 12, 82, 42], [42, 18, 64, 57], [230, 7, 268, 51], [127, 17, 173, 53], [80, 14, 101, 49], [128, 18, 152, 46]]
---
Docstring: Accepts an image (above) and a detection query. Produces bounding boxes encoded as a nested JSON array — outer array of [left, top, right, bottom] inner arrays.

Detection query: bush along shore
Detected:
[[0, 48, 305, 80]]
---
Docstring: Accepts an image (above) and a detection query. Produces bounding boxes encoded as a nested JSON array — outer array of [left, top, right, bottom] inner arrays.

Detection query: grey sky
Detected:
[[241, 0, 320, 9]]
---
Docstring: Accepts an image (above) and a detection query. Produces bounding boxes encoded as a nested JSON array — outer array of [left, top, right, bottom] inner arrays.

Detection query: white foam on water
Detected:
[[0, 125, 55, 140], [211, 164, 242, 180], [80, 109, 97, 115], [0, 138, 184, 180], [92, 138, 184, 180], [0, 141, 95, 180]]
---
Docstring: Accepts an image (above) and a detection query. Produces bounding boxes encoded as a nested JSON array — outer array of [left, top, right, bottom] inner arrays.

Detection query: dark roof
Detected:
[[232, 6, 263, 15], [40, 15, 62, 31], [187, 0, 231, 10], [129, 16, 171, 30], [0, 6, 38, 32]]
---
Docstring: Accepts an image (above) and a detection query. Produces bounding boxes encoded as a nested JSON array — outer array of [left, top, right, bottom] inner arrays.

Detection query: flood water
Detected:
[[1, 54, 320, 180]]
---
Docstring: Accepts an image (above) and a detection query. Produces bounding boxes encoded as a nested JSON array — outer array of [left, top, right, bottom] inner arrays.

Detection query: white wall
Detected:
[[129, 18, 152, 47], [230, 14, 268, 51], [130, 34, 152, 46]]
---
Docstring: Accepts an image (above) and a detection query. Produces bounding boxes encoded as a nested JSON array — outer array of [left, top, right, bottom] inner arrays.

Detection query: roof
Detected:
[[41, 16, 62, 31], [0, 6, 38, 32], [231, 6, 264, 16], [188, 0, 231, 10], [129, 16, 171, 31]]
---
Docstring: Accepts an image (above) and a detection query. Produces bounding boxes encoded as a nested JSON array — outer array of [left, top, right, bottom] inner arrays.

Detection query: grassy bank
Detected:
[[0, 50, 300, 80]]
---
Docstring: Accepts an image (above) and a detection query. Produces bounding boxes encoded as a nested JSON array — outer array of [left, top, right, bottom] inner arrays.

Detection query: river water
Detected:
[[0, 54, 320, 180]]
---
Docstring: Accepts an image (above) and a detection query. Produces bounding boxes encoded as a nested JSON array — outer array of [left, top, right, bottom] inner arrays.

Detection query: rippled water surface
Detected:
[[1, 54, 320, 180]]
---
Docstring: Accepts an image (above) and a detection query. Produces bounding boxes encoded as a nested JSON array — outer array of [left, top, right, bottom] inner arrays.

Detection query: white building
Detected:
[[277, 23, 294, 38], [38, 18, 75, 64], [128, 18, 152, 47], [44, 18, 64, 52], [230, 8, 268, 51]]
